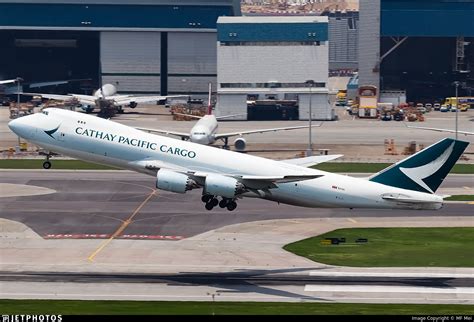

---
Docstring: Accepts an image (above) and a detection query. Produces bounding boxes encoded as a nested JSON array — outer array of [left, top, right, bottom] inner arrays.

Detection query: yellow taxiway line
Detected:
[[88, 189, 156, 262]]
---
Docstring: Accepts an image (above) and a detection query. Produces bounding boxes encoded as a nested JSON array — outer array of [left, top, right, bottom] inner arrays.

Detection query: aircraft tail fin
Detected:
[[369, 138, 469, 194], [207, 82, 212, 115]]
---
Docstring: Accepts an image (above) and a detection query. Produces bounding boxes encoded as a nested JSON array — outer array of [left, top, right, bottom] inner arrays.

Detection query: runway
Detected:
[[0, 170, 472, 240], [1, 170, 473, 304], [1, 271, 472, 303]]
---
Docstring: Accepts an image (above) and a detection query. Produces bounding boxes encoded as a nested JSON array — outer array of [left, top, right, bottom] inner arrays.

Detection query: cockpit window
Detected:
[[42, 111, 49, 115]]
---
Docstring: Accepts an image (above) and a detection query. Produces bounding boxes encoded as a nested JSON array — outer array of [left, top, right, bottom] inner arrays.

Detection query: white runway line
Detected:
[[309, 272, 474, 278], [304, 285, 474, 294]]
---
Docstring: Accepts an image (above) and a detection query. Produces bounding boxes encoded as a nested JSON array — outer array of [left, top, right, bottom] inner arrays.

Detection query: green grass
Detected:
[[312, 162, 474, 174], [0, 300, 473, 315], [0, 159, 472, 173], [0, 159, 116, 170], [283, 227, 474, 267], [445, 195, 474, 201]]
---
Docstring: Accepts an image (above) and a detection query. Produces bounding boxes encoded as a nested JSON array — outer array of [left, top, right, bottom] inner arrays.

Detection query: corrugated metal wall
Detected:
[[101, 31, 161, 93], [216, 93, 247, 119], [167, 32, 217, 94], [358, 0, 380, 89]]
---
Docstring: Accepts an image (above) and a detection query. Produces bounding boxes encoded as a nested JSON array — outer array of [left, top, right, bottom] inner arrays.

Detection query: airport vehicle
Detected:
[[460, 104, 469, 112], [357, 85, 378, 118], [440, 105, 449, 112], [433, 103, 441, 111], [9, 108, 468, 211], [335, 90, 347, 106], [444, 97, 474, 109], [21, 83, 183, 117]]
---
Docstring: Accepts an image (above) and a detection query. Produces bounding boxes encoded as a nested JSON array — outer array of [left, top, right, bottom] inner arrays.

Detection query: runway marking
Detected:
[[88, 189, 156, 262], [467, 201, 474, 205], [309, 272, 474, 278], [45, 234, 183, 240], [347, 218, 357, 223], [304, 285, 474, 294]]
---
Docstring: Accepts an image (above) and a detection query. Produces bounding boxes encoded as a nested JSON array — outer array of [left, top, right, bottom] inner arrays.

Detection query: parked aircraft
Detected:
[[139, 112, 325, 151], [8, 108, 468, 211], [139, 85, 325, 150], [21, 83, 183, 117]]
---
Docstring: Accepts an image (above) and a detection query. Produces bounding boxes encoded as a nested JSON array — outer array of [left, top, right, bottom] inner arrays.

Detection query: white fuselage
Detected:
[[189, 115, 218, 145], [9, 109, 444, 210]]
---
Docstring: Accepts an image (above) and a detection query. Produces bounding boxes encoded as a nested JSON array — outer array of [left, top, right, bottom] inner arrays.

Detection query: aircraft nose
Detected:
[[8, 118, 22, 134], [8, 115, 35, 139]]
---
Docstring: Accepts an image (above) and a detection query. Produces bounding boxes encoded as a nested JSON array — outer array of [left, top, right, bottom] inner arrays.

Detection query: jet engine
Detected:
[[205, 174, 246, 198], [234, 137, 246, 152], [156, 169, 198, 193], [129, 102, 137, 108]]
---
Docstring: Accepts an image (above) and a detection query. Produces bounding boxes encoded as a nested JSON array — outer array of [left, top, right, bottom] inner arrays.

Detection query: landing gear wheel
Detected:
[[201, 195, 212, 203], [226, 201, 237, 211], [211, 198, 219, 207], [43, 161, 51, 169], [219, 199, 228, 208], [205, 202, 214, 210]]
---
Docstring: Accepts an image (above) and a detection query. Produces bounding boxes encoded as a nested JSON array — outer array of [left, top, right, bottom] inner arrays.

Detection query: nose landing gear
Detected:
[[42, 152, 52, 169]]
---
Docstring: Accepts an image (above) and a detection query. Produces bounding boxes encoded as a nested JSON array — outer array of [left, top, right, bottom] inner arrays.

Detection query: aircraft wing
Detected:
[[113, 95, 187, 105], [171, 112, 203, 120], [215, 123, 323, 140], [215, 113, 247, 120], [280, 154, 343, 167], [0, 79, 18, 85], [404, 124, 473, 136], [130, 158, 323, 189], [136, 127, 190, 139], [21, 92, 97, 105]]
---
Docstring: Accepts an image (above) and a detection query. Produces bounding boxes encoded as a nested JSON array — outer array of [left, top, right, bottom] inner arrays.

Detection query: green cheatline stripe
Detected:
[[0, 300, 473, 315], [445, 195, 474, 201], [101, 73, 160, 77]]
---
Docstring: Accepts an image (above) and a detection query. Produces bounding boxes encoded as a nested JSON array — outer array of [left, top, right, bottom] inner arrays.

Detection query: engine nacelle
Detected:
[[129, 101, 137, 108], [156, 169, 197, 193], [205, 174, 245, 198], [234, 137, 246, 152]]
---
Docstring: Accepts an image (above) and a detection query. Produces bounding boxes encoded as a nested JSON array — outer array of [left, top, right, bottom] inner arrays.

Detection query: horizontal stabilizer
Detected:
[[281, 154, 343, 167]]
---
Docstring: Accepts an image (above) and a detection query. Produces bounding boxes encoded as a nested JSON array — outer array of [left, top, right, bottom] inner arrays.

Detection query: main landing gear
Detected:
[[201, 194, 237, 211]]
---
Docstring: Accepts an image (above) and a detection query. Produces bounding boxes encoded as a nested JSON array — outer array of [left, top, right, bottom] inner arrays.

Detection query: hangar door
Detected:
[[101, 32, 161, 94], [167, 32, 217, 96]]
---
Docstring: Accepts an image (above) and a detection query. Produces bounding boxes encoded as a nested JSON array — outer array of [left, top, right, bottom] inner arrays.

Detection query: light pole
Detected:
[[305, 80, 315, 156], [453, 81, 460, 140], [15, 77, 23, 147]]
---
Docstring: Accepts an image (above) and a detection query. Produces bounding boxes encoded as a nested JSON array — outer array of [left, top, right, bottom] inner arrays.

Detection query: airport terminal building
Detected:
[[0, 0, 240, 96], [359, 0, 474, 102]]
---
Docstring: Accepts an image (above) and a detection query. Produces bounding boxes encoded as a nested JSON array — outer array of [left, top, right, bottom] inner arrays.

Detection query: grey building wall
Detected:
[[101, 31, 161, 93], [168, 32, 217, 95], [327, 14, 358, 70], [358, 0, 380, 90]]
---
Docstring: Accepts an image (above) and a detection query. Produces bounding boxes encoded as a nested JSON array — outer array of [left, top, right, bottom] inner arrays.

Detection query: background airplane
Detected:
[[20, 83, 185, 117], [138, 112, 326, 151], [137, 83, 327, 151]]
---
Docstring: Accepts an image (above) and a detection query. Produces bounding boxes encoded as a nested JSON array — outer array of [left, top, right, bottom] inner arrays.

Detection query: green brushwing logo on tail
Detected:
[[369, 138, 469, 194], [44, 125, 60, 139]]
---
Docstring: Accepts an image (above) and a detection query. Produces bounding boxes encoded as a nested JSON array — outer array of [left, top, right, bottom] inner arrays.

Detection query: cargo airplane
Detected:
[[8, 108, 468, 211]]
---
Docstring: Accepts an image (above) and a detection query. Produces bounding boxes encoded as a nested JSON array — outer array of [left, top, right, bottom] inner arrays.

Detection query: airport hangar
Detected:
[[358, 0, 474, 103], [0, 0, 240, 97]]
